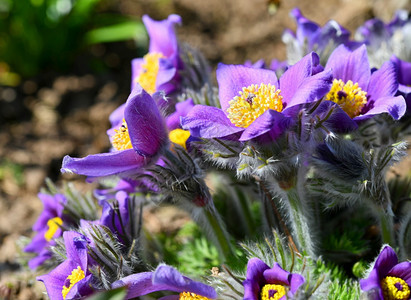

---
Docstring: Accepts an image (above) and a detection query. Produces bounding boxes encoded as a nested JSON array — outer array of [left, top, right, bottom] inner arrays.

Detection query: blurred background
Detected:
[[0, 0, 410, 298]]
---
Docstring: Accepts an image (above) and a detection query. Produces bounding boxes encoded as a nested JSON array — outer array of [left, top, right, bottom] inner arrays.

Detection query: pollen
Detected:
[[227, 83, 283, 128], [179, 291, 211, 300], [62, 266, 86, 299], [325, 79, 368, 118], [260, 284, 287, 300], [135, 52, 165, 94], [112, 120, 133, 151], [381, 276, 410, 300], [44, 217, 63, 242], [169, 129, 191, 150]]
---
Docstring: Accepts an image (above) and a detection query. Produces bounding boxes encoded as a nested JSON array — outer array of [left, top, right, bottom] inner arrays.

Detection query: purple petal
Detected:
[[216, 64, 278, 113], [368, 61, 398, 100], [63, 231, 88, 271], [65, 274, 94, 300], [109, 103, 126, 129], [375, 246, 398, 278], [263, 263, 290, 285], [359, 268, 382, 299], [290, 8, 320, 45], [131, 58, 144, 91], [312, 101, 358, 133], [325, 45, 370, 91], [388, 262, 411, 286], [243, 258, 270, 300], [125, 85, 168, 157], [143, 14, 181, 57], [28, 249, 52, 270], [112, 272, 159, 299], [239, 110, 291, 141], [355, 96, 406, 121], [61, 150, 146, 177], [166, 98, 195, 130], [181, 105, 244, 139], [153, 265, 217, 298], [391, 55, 411, 86], [288, 273, 305, 295]]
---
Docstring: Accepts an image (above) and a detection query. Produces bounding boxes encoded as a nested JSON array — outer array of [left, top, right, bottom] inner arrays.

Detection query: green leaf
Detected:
[[85, 21, 146, 44], [86, 287, 127, 300]]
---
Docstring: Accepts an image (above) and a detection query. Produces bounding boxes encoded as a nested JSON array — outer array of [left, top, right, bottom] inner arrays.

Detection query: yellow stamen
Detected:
[[62, 266, 85, 299], [261, 284, 287, 300], [135, 52, 165, 94], [179, 291, 211, 300], [112, 120, 132, 151], [169, 129, 190, 149], [325, 79, 368, 118], [381, 276, 410, 300], [227, 83, 283, 128], [44, 217, 63, 242]]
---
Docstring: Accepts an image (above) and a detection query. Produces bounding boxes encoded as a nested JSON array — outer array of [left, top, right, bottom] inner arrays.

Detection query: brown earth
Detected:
[[0, 0, 410, 298]]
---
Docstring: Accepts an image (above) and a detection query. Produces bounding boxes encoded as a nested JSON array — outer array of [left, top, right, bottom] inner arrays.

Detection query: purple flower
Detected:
[[61, 85, 169, 177], [112, 264, 217, 299], [282, 8, 355, 64], [37, 231, 95, 300], [360, 245, 411, 300], [24, 193, 67, 269], [243, 258, 305, 300], [323, 44, 406, 123], [181, 52, 332, 141], [132, 14, 182, 95], [391, 55, 411, 113]]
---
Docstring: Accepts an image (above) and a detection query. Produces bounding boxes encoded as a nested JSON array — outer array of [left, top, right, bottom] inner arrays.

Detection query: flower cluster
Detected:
[[23, 9, 411, 300]]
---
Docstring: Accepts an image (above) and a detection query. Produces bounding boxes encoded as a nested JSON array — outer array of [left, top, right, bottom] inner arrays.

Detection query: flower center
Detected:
[[261, 284, 287, 300], [135, 52, 164, 94], [44, 217, 63, 242], [112, 120, 132, 151], [381, 276, 410, 300], [325, 79, 368, 118], [169, 128, 191, 150], [62, 266, 85, 299], [227, 83, 283, 128], [179, 292, 211, 300]]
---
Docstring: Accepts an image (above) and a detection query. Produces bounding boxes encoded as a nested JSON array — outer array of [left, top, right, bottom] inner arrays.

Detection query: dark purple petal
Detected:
[[239, 110, 291, 141], [216, 64, 278, 113], [243, 258, 270, 300], [391, 55, 411, 86], [153, 265, 217, 298], [156, 58, 178, 93], [263, 263, 291, 285], [283, 69, 333, 110], [356, 96, 406, 121], [65, 274, 94, 300], [181, 105, 244, 139], [25, 230, 52, 253], [166, 98, 195, 130], [125, 85, 168, 157], [312, 101, 358, 133], [374, 246, 398, 279], [325, 45, 370, 91], [64, 231, 89, 272], [368, 61, 398, 100], [388, 262, 411, 285], [31, 193, 65, 231], [143, 14, 181, 57], [112, 272, 166, 299], [61, 150, 146, 177], [359, 268, 382, 299], [288, 273, 305, 295], [290, 8, 320, 45]]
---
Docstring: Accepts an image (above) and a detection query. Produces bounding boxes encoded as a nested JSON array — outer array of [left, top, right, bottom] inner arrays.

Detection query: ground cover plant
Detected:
[[7, 4, 411, 300]]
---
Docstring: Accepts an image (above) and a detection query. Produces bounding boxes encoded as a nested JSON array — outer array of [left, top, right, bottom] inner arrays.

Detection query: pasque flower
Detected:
[[360, 245, 411, 300], [61, 85, 169, 177], [24, 193, 67, 269], [181, 52, 332, 141], [37, 231, 95, 300], [112, 264, 217, 299], [323, 44, 406, 123], [132, 14, 182, 95], [391, 55, 411, 112], [243, 258, 305, 300]]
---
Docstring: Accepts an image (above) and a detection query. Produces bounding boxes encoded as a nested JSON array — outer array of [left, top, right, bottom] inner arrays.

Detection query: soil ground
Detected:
[[1, 0, 410, 298]]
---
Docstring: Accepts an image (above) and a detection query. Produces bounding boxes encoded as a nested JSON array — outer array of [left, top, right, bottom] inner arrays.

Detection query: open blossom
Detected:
[[132, 14, 182, 95], [323, 44, 406, 124], [243, 258, 305, 300], [61, 85, 169, 177], [360, 245, 411, 300], [37, 231, 95, 300], [112, 264, 217, 299], [181, 52, 332, 141], [24, 193, 67, 269]]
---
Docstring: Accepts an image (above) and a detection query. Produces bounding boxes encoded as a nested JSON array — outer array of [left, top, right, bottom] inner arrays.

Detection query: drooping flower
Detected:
[[24, 193, 67, 269], [243, 258, 305, 300], [132, 14, 182, 95], [112, 264, 217, 299], [61, 85, 169, 177], [37, 231, 95, 300], [360, 245, 411, 300], [181, 52, 332, 142], [323, 44, 406, 123], [282, 8, 355, 65]]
